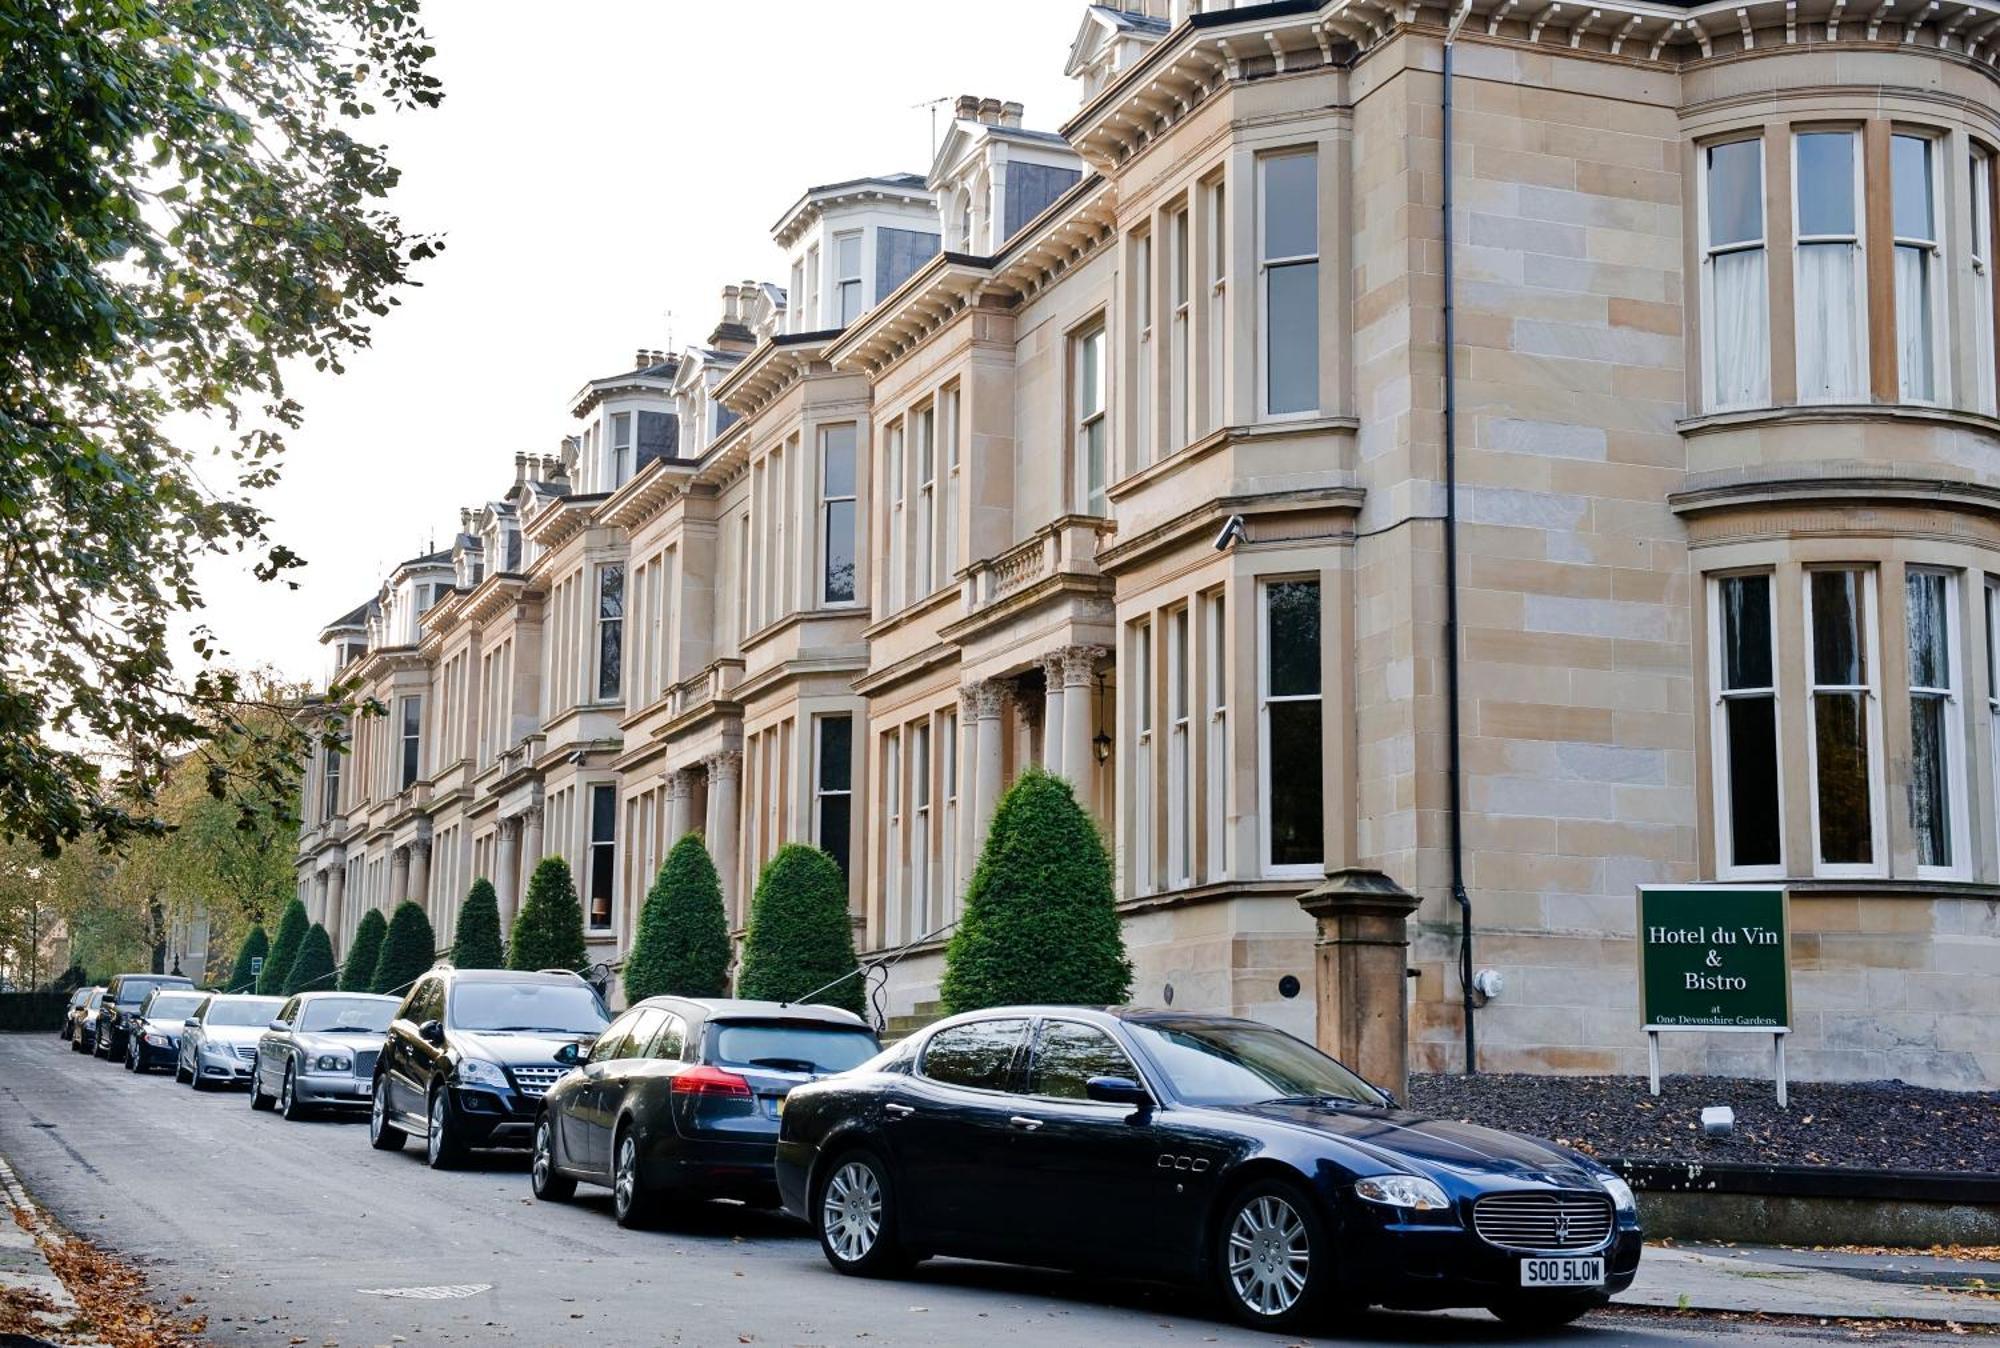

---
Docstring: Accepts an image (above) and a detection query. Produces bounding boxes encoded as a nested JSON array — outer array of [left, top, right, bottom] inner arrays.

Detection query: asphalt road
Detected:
[[0, 1034, 1935, 1347]]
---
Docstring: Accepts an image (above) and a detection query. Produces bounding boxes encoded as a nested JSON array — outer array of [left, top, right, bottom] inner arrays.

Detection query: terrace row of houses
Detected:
[[298, 0, 2000, 1088]]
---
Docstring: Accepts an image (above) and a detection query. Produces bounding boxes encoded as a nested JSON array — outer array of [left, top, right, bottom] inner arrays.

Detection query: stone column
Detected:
[[969, 681, 1006, 852], [520, 800, 545, 877], [1039, 651, 1067, 777], [1060, 645, 1104, 793], [1295, 868, 1423, 1103], [957, 687, 982, 875], [389, 847, 410, 908], [325, 863, 347, 960], [496, 817, 522, 936], [407, 836, 432, 918], [705, 750, 742, 926], [666, 770, 692, 844]]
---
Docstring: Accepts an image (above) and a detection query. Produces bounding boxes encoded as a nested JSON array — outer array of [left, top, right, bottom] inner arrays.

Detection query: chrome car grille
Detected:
[[231, 1044, 258, 1063], [1472, 1191, 1614, 1252], [508, 1066, 563, 1099], [354, 1048, 379, 1079]]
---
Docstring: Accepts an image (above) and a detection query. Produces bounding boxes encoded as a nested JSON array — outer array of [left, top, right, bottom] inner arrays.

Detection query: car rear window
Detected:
[[711, 1021, 880, 1075]]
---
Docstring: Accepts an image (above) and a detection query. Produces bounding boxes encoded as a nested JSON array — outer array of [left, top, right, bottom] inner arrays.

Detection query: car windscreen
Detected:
[[447, 982, 608, 1035], [146, 994, 208, 1021], [298, 998, 396, 1034], [710, 1022, 881, 1074], [1124, 1020, 1382, 1108], [116, 980, 186, 1007], [204, 997, 284, 1027], [86, 990, 105, 1009]]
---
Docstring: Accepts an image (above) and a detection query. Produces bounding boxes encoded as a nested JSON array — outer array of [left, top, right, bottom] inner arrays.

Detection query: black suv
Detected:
[[370, 965, 608, 1169], [95, 972, 195, 1061]]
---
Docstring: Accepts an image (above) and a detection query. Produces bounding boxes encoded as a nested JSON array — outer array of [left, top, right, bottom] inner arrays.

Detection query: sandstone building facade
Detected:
[[296, 0, 2000, 1089]]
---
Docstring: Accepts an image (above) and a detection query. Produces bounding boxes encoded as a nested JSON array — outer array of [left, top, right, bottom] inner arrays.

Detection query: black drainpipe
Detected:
[[1442, 6, 1476, 1075]]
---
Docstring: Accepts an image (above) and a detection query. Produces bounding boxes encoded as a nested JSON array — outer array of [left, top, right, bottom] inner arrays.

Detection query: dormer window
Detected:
[[610, 411, 633, 486], [836, 232, 864, 326], [805, 244, 821, 325]]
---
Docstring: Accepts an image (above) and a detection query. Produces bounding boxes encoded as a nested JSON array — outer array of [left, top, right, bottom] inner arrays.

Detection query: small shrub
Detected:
[[340, 908, 387, 992], [506, 856, 588, 973], [284, 924, 338, 996], [228, 926, 269, 995], [451, 878, 504, 969], [737, 844, 862, 1015], [259, 900, 309, 996], [370, 901, 437, 997], [624, 835, 730, 1003]]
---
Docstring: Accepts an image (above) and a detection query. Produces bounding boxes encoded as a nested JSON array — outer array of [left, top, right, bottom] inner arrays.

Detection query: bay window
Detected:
[[595, 562, 623, 701], [912, 720, 932, 932], [609, 411, 633, 487], [1806, 568, 1882, 873], [941, 710, 959, 916], [884, 729, 903, 940], [941, 384, 960, 581], [820, 423, 857, 604], [1206, 178, 1227, 436], [322, 740, 342, 822], [588, 784, 616, 931], [836, 231, 863, 327], [1893, 134, 1943, 403], [1972, 147, 1997, 414], [1258, 150, 1318, 417], [1703, 137, 1769, 409], [1261, 578, 1324, 874], [399, 696, 422, 791], [1906, 569, 1964, 875], [1709, 574, 1781, 875], [815, 715, 852, 881], [1133, 618, 1154, 895], [1075, 323, 1107, 515], [1793, 131, 1864, 402]]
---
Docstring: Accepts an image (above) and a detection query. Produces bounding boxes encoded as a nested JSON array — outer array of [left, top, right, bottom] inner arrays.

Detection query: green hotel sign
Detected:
[[1636, 885, 1791, 1032]]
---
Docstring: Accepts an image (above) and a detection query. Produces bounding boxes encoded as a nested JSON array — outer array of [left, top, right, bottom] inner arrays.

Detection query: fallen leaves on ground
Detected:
[[11, 1201, 209, 1347]]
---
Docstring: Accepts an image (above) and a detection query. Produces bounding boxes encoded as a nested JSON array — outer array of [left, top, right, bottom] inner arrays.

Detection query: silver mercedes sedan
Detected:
[[250, 991, 398, 1120], [176, 994, 287, 1089]]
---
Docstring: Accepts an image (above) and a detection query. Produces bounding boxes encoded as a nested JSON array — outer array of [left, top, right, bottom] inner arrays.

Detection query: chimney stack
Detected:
[[1000, 100, 1024, 128], [513, 452, 529, 486], [459, 508, 474, 532], [977, 97, 1003, 125], [954, 94, 980, 121]]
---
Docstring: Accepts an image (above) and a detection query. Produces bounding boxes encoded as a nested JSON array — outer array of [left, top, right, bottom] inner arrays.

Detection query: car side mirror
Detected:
[[553, 1040, 585, 1067], [1085, 1075, 1152, 1107], [268, 1020, 288, 1032], [419, 1019, 445, 1046]]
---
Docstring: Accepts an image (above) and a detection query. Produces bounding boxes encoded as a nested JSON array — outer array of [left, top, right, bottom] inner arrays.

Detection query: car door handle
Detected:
[[1009, 1115, 1043, 1132], [884, 1102, 915, 1118]]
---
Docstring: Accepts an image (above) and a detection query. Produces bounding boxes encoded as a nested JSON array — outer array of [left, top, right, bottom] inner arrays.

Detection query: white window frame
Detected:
[[1167, 604, 1193, 888], [1258, 576, 1325, 880], [1803, 566, 1887, 878], [1203, 590, 1228, 881], [912, 719, 932, 933], [813, 714, 852, 879], [942, 384, 961, 582], [1256, 149, 1319, 421], [1075, 323, 1108, 516], [609, 410, 633, 488], [1706, 572, 1785, 880], [942, 708, 960, 919], [915, 403, 936, 598], [1790, 128, 1867, 405], [587, 782, 617, 932], [804, 243, 821, 327], [594, 562, 623, 703], [1893, 131, 1948, 406], [1972, 147, 1997, 415], [1699, 134, 1771, 412], [1170, 204, 1192, 452], [835, 230, 864, 327], [1907, 567, 1969, 879], [887, 420, 906, 610], [1206, 176, 1228, 436], [1132, 618, 1154, 896], [819, 423, 858, 606], [1135, 230, 1153, 468]]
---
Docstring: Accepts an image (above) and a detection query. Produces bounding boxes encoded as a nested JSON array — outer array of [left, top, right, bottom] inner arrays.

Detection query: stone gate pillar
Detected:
[[1295, 867, 1422, 1103]]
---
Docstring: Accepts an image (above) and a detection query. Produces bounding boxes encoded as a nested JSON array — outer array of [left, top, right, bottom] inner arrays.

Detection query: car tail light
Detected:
[[671, 1065, 751, 1098]]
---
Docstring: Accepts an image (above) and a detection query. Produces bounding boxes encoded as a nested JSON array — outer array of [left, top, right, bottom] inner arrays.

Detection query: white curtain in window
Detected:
[[1711, 249, 1768, 407], [1795, 243, 1859, 402], [1896, 246, 1935, 401]]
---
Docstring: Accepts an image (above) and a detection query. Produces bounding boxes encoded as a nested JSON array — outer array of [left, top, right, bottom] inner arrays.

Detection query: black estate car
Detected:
[[776, 1008, 1641, 1333], [123, 986, 210, 1073], [531, 998, 880, 1226], [94, 972, 195, 1061], [370, 966, 608, 1168]]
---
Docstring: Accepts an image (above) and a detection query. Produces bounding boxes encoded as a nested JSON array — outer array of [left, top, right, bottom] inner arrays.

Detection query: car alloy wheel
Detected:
[[1224, 1191, 1313, 1324], [280, 1065, 304, 1120], [368, 1082, 406, 1152], [425, 1090, 464, 1169], [612, 1132, 651, 1227], [530, 1119, 574, 1202], [822, 1160, 884, 1265]]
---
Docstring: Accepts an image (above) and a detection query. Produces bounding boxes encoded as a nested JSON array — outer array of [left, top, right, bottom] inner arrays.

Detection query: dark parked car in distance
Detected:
[[532, 998, 880, 1226], [61, 987, 102, 1043], [777, 1008, 1641, 1333], [94, 973, 195, 1061], [251, 991, 399, 1119], [124, 987, 211, 1073], [370, 965, 608, 1169]]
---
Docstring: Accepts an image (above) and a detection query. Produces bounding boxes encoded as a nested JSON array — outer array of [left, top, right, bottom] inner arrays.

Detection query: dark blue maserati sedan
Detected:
[[775, 1008, 1640, 1332]]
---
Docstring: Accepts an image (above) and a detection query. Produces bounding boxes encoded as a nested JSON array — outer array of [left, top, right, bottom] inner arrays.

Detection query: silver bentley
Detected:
[[250, 991, 399, 1119]]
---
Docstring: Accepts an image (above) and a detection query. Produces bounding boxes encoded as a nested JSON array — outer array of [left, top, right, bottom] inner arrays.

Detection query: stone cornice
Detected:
[[598, 456, 696, 532], [1669, 471, 2000, 518], [521, 492, 611, 553], [1099, 483, 1366, 574], [712, 331, 840, 420]]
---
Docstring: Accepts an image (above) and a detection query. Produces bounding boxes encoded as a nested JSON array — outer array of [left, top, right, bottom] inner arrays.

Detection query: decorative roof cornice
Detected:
[[771, 173, 934, 249], [599, 455, 698, 532], [712, 330, 842, 420], [521, 491, 610, 553], [460, 573, 531, 628]]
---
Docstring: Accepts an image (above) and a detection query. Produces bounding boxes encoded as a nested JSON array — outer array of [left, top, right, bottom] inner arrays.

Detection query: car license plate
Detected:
[[1520, 1256, 1604, 1287]]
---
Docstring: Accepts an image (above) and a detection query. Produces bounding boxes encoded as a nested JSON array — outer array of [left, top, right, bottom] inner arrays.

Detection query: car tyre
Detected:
[[248, 1063, 274, 1111], [814, 1149, 915, 1278], [611, 1127, 656, 1228], [123, 1039, 138, 1072], [425, 1089, 467, 1170], [530, 1116, 576, 1203], [369, 1080, 406, 1151], [279, 1064, 312, 1121], [175, 1056, 191, 1085], [1486, 1294, 1605, 1330], [69, 1033, 84, 1054], [1212, 1178, 1331, 1333]]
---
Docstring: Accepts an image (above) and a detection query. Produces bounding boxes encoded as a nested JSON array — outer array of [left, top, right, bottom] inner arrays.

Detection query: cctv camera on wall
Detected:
[[1214, 514, 1248, 551]]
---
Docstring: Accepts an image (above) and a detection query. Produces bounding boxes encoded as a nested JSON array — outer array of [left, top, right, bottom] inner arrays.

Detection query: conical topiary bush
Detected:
[[939, 768, 1130, 1014], [259, 899, 309, 996], [624, 835, 730, 1003], [736, 844, 863, 1015], [284, 924, 338, 996], [506, 856, 588, 973], [340, 908, 387, 992], [371, 901, 437, 997], [228, 926, 269, 995], [451, 878, 505, 969]]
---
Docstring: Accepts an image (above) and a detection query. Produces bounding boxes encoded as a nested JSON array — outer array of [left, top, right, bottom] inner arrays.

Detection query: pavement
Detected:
[[1, 1032, 1994, 1347]]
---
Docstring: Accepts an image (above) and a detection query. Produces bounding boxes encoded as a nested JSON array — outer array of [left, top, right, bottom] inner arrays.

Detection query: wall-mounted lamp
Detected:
[[1092, 671, 1113, 764]]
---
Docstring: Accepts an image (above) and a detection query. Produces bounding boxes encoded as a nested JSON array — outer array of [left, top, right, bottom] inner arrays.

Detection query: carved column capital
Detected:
[[964, 679, 1008, 721], [519, 801, 543, 829], [408, 837, 432, 864], [1039, 649, 1067, 687], [705, 748, 742, 783], [1061, 644, 1107, 689], [665, 769, 691, 801]]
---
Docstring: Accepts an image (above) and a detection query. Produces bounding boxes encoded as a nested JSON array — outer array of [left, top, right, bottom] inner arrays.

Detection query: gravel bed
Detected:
[[1406, 1072, 2000, 1173]]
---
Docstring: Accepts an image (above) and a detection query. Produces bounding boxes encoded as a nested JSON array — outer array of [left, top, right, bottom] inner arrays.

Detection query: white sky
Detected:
[[197, 0, 1082, 684]]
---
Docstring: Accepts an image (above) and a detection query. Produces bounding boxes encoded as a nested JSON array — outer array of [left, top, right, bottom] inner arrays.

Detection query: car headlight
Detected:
[[1600, 1174, 1637, 1212], [453, 1058, 508, 1089], [1355, 1175, 1452, 1211], [314, 1052, 352, 1072], [144, 1033, 168, 1047]]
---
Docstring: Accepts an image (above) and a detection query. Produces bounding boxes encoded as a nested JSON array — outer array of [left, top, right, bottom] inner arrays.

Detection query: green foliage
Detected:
[[624, 835, 730, 1003], [340, 908, 386, 993], [737, 845, 862, 1016], [370, 901, 436, 996], [1, 0, 443, 857], [450, 878, 504, 969], [940, 770, 1130, 1014], [284, 924, 337, 996], [228, 926, 269, 994], [259, 899, 309, 995], [506, 857, 588, 973]]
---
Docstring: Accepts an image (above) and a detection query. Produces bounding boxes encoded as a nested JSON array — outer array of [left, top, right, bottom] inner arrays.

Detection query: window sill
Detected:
[[1677, 401, 2000, 437], [1774, 876, 2000, 899]]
